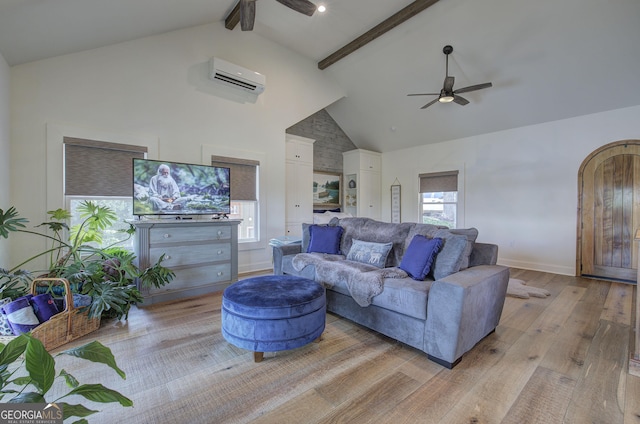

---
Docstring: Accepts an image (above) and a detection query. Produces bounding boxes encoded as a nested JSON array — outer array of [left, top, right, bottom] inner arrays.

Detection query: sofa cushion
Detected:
[[307, 225, 343, 254], [329, 275, 432, 320], [400, 235, 443, 280], [430, 231, 468, 280], [403, 223, 444, 252], [339, 218, 414, 267], [346, 239, 393, 269], [449, 228, 478, 270]]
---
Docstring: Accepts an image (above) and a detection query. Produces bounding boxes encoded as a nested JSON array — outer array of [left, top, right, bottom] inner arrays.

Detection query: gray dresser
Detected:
[[131, 219, 240, 305]]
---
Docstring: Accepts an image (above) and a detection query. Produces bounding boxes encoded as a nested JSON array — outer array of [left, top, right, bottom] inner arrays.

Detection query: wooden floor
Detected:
[[47, 268, 640, 423]]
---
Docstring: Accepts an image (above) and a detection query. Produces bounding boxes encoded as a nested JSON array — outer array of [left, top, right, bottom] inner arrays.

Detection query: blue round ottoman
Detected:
[[221, 275, 326, 362]]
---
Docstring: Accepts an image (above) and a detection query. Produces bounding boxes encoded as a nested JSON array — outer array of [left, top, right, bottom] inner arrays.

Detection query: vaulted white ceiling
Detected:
[[1, 0, 639, 152]]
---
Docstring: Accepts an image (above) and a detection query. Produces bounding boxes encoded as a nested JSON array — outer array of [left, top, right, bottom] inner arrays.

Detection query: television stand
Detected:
[[131, 219, 241, 305]]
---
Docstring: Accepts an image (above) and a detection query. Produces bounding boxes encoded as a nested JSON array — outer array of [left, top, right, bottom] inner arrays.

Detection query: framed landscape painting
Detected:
[[313, 171, 341, 207]]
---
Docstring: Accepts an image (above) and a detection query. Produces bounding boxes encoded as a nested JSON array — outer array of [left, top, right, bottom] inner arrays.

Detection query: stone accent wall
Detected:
[[286, 109, 356, 174]]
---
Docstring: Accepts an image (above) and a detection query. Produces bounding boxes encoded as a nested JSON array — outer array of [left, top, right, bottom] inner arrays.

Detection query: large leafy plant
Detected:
[[0, 202, 174, 319], [0, 333, 132, 423]]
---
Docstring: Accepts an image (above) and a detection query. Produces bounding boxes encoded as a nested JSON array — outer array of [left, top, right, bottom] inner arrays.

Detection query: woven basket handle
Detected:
[[31, 278, 75, 336], [31, 278, 75, 313]]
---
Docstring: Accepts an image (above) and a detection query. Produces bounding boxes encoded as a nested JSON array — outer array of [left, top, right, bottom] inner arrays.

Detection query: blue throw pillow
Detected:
[[307, 225, 343, 254], [400, 235, 443, 280], [346, 239, 393, 269]]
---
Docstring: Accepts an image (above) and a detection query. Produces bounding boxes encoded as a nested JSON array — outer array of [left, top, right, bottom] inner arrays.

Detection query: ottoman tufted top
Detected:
[[223, 275, 326, 321]]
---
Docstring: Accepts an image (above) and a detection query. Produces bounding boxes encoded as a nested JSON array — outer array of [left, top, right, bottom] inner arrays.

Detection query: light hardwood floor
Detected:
[[48, 268, 640, 423]]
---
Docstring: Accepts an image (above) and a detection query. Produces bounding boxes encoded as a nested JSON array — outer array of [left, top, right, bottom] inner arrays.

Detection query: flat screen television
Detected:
[[132, 158, 230, 216]]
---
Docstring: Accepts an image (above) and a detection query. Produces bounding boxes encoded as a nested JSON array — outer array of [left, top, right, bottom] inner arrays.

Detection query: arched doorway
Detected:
[[577, 140, 640, 282]]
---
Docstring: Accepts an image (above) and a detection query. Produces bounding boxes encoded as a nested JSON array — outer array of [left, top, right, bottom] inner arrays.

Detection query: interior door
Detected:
[[579, 142, 640, 282]]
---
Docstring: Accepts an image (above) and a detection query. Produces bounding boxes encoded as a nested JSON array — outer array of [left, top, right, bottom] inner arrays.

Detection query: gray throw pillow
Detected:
[[430, 231, 468, 280], [448, 228, 478, 270]]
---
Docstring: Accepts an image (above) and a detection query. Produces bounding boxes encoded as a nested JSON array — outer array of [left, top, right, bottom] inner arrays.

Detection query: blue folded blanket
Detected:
[[2, 295, 39, 335]]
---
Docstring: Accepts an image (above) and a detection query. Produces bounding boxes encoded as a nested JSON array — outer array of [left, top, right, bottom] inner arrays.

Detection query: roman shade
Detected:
[[64, 137, 147, 196], [211, 155, 260, 201], [419, 170, 458, 193]]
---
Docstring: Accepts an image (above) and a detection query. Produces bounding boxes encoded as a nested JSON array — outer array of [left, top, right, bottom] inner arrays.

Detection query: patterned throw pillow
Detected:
[[346, 239, 393, 269], [0, 298, 14, 336]]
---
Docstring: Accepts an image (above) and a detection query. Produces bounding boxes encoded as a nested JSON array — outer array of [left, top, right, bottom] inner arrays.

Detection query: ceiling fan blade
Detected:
[[240, 0, 256, 31], [275, 0, 317, 16], [443, 76, 454, 92], [453, 95, 469, 106], [407, 93, 440, 97], [420, 98, 440, 109], [454, 82, 492, 95]]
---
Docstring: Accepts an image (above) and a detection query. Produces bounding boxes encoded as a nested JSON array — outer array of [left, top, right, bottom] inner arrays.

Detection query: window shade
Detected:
[[211, 155, 259, 201], [64, 137, 147, 196], [419, 170, 459, 192]]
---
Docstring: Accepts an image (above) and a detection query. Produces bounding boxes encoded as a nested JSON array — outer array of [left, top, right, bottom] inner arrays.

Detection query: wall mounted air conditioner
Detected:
[[209, 57, 266, 95]]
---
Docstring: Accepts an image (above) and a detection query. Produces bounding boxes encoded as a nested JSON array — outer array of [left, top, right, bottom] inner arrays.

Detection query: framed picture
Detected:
[[313, 171, 342, 207], [391, 183, 401, 223]]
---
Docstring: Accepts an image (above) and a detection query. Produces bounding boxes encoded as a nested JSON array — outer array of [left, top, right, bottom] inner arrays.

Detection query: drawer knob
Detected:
[[217, 250, 224, 255], [217, 271, 224, 276], [163, 234, 170, 239], [165, 255, 171, 260]]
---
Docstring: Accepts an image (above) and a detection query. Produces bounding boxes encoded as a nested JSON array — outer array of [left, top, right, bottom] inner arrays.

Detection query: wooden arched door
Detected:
[[577, 140, 640, 282]]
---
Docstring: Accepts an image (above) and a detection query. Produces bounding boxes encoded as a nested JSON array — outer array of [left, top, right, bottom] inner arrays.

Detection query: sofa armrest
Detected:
[[272, 243, 302, 275], [468, 242, 498, 266], [424, 265, 509, 366]]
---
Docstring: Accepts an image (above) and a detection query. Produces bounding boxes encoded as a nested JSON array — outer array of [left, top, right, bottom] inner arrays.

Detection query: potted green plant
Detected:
[[0, 333, 132, 422], [0, 201, 174, 320]]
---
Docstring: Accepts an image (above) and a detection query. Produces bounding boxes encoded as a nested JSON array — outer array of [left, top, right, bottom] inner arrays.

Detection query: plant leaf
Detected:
[[66, 383, 133, 406], [7, 391, 45, 403], [10, 376, 33, 386], [47, 208, 72, 221], [59, 369, 79, 388], [58, 402, 99, 420], [0, 207, 28, 239], [61, 341, 126, 379], [0, 334, 28, 365], [25, 336, 55, 394]]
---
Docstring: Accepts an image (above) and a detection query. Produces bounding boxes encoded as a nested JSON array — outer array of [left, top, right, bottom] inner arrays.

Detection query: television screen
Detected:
[[133, 158, 230, 216]]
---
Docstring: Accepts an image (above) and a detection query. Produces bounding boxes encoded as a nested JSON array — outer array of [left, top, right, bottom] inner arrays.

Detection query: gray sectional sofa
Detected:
[[272, 218, 509, 368]]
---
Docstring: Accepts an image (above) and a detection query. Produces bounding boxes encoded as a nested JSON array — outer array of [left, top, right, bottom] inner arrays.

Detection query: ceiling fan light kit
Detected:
[[408, 44, 492, 110]]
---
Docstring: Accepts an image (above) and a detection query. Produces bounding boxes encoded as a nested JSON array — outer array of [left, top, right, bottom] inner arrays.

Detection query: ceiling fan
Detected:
[[408, 45, 492, 109], [236, 0, 317, 31]]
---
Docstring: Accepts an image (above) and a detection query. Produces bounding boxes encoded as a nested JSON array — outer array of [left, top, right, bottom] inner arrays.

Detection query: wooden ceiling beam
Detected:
[[318, 0, 440, 70], [225, 2, 241, 30]]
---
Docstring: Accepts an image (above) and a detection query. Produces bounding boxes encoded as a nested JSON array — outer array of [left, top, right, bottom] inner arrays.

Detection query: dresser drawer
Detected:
[[150, 242, 231, 267], [148, 263, 231, 294], [149, 225, 231, 244]]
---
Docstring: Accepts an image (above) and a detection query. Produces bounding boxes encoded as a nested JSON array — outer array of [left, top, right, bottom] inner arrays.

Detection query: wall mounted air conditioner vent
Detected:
[[209, 57, 266, 95]]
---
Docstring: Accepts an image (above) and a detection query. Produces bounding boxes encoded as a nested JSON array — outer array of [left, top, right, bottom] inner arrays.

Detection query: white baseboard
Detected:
[[238, 261, 273, 276], [497, 258, 575, 276]]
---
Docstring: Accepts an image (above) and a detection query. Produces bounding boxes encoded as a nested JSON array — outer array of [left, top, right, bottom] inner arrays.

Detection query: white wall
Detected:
[[9, 23, 345, 273], [381, 105, 640, 275], [0, 51, 10, 266]]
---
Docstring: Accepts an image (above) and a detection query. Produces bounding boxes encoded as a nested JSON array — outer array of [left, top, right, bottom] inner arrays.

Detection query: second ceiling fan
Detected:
[[408, 45, 492, 109], [237, 0, 317, 31]]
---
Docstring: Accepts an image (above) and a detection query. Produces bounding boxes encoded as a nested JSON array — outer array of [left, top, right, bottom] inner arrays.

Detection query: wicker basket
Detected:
[[28, 278, 100, 350]]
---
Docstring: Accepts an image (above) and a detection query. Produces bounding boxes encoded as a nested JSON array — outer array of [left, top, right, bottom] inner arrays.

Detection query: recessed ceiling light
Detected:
[[317, 5, 326, 13]]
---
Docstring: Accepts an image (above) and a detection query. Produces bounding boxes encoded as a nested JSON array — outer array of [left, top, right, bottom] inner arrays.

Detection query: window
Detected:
[[64, 137, 147, 249], [211, 156, 260, 243], [419, 171, 458, 228]]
